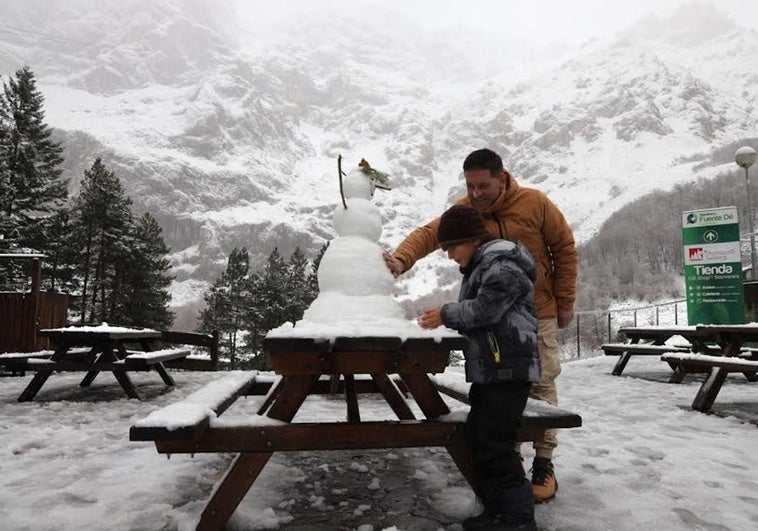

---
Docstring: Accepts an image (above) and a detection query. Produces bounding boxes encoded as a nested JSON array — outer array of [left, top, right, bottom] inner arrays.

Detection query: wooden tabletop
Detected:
[[263, 335, 467, 376]]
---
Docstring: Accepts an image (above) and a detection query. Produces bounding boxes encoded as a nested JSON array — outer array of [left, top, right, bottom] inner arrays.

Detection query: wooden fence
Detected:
[[0, 291, 69, 353]]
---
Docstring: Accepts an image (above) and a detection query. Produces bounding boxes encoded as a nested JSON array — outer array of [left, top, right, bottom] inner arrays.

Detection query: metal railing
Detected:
[[557, 299, 687, 360]]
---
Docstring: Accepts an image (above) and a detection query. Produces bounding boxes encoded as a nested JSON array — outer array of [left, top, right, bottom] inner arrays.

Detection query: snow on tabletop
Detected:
[[40, 322, 159, 333], [134, 371, 258, 431], [267, 318, 462, 342], [0, 350, 54, 358]]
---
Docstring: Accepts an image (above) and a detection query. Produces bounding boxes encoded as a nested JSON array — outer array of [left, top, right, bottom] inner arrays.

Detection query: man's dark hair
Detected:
[[463, 148, 503, 177]]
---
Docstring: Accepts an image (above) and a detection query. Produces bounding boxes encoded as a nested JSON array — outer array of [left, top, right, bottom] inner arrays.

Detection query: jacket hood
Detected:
[[471, 239, 536, 282]]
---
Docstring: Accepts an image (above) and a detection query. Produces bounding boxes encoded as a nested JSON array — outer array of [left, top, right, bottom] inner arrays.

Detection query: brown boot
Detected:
[[531, 457, 557, 503]]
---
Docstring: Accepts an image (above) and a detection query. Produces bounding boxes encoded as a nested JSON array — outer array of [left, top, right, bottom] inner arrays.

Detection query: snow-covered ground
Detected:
[[1, 355, 757, 530]]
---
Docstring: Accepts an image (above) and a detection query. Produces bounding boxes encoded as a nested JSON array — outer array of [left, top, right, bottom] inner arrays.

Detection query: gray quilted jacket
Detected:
[[441, 239, 541, 384]]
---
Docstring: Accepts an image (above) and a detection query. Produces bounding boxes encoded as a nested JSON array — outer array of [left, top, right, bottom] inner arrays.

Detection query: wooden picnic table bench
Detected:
[[131, 335, 582, 531]]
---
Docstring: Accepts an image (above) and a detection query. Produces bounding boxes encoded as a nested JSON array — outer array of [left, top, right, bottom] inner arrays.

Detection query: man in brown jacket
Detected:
[[384, 148, 578, 503]]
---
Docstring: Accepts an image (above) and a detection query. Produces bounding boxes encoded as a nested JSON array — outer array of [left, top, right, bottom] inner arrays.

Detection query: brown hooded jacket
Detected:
[[393, 171, 578, 319]]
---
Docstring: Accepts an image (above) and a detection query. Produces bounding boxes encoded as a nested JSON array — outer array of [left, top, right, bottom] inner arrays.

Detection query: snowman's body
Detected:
[[302, 169, 405, 325]]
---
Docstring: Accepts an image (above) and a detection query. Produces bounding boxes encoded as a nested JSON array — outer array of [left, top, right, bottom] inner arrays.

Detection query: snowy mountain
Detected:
[[1, 0, 756, 319]]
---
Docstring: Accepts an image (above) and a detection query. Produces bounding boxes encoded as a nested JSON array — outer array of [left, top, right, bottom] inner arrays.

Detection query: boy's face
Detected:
[[446, 241, 478, 269]]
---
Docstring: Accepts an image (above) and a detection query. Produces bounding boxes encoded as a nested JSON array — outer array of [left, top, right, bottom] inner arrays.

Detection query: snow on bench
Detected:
[[115, 348, 191, 370], [601, 343, 691, 355], [661, 352, 758, 372], [660, 352, 758, 410], [429, 372, 582, 434], [130, 372, 263, 441]]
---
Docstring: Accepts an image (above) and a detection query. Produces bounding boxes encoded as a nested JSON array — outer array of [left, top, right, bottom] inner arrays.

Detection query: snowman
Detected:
[[297, 158, 409, 330]]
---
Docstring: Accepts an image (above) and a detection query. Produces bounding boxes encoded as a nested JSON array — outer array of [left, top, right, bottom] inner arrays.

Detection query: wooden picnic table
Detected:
[[607, 325, 758, 385], [130, 335, 582, 531], [605, 326, 722, 378], [676, 324, 758, 411], [0, 326, 189, 401]]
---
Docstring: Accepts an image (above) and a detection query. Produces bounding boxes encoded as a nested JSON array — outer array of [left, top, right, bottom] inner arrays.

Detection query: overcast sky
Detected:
[[235, 0, 758, 45]]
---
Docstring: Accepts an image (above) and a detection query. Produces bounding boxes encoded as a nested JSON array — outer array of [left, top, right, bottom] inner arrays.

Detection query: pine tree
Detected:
[[307, 242, 328, 296], [286, 246, 313, 322], [0, 66, 67, 258], [119, 213, 175, 329], [198, 247, 250, 369], [70, 158, 133, 323], [44, 208, 79, 293], [255, 247, 290, 331]]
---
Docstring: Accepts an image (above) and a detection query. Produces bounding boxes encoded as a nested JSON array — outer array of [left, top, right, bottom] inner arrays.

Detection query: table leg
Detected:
[[692, 366, 728, 411], [370, 373, 415, 420], [611, 353, 632, 376], [81, 348, 107, 387], [80, 370, 99, 387], [266, 375, 320, 422], [446, 443, 477, 492], [398, 372, 450, 419], [113, 369, 140, 399], [196, 452, 272, 531], [154, 363, 176, 386], [17, 371, 54, 402], [668, 362, 686, 384], [256, 377, 284, 415], [344, 374, 360, 423]]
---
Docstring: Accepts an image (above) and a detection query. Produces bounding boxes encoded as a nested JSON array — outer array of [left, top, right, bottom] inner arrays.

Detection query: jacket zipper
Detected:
[[492, 213, 508, 240]]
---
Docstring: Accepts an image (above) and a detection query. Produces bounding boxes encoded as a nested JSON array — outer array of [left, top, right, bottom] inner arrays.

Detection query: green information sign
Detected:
[[682, 206, 745, 325]]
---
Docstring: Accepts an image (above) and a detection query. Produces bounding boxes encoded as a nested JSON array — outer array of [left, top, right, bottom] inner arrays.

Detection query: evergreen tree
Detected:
[[44, 208, 79, 293], [306, 242, 328, 297], [70, 158, 133, 323], [286, 246, 314, 321], [0, 66, 67, 259], [253, 247, 290, 332], [118, 213, 175, 329], [198, 247, 250, 369]]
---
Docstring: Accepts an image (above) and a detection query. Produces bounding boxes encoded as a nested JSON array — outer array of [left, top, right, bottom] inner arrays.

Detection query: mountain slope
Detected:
[[1, 0, 756, 317]]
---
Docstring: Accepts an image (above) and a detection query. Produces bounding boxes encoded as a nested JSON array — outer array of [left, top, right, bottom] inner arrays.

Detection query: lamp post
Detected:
[[736, 146, 758, 280]]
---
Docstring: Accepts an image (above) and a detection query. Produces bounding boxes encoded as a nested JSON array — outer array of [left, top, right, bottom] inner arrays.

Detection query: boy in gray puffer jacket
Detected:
[[418, 204, 540, 531]]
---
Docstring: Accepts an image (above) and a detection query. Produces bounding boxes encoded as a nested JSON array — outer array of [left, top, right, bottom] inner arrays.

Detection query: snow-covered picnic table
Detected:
[[130, 335, 582, 531], [660, 324, 758, 410], [602, 325, 719, 377], [0, 325, 190, 401]]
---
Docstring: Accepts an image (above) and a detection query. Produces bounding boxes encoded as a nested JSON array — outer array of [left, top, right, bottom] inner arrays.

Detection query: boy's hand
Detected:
[[418, 308, 442, 329], [382, 251, 404, 278]]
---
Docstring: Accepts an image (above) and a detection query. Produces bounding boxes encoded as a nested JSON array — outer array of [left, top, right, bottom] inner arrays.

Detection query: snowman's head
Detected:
[[342, 168, 376, 200]]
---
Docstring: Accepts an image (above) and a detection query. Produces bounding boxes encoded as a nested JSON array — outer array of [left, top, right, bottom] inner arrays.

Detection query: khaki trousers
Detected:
[[530, 317, 561, 459]]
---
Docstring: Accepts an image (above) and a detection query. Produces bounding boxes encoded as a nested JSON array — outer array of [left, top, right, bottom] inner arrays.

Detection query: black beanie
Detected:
[[438, 205, 489, 250]]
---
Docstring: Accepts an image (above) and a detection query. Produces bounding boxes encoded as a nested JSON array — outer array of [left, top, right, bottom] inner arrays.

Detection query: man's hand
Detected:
[[382, 251, 405, 278], [418, 308, 443, 329], [557, 307, 574, 329]]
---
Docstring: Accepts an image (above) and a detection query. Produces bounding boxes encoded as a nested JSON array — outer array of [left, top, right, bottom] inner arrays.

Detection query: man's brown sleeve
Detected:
[[393, 217, 442, 273]]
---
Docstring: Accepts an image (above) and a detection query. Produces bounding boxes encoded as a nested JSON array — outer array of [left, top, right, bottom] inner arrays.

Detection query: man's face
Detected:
[[465, 169, 505, 211]]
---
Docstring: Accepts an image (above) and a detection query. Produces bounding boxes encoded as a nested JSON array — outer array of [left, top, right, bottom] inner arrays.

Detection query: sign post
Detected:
[[682, 206, 745, 325]]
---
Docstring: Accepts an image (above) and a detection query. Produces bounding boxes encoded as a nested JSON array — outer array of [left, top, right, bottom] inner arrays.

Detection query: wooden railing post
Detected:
[[211, 330, 220, 371], [607, 313, 612, 342], [27, 258, 42, 352]]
